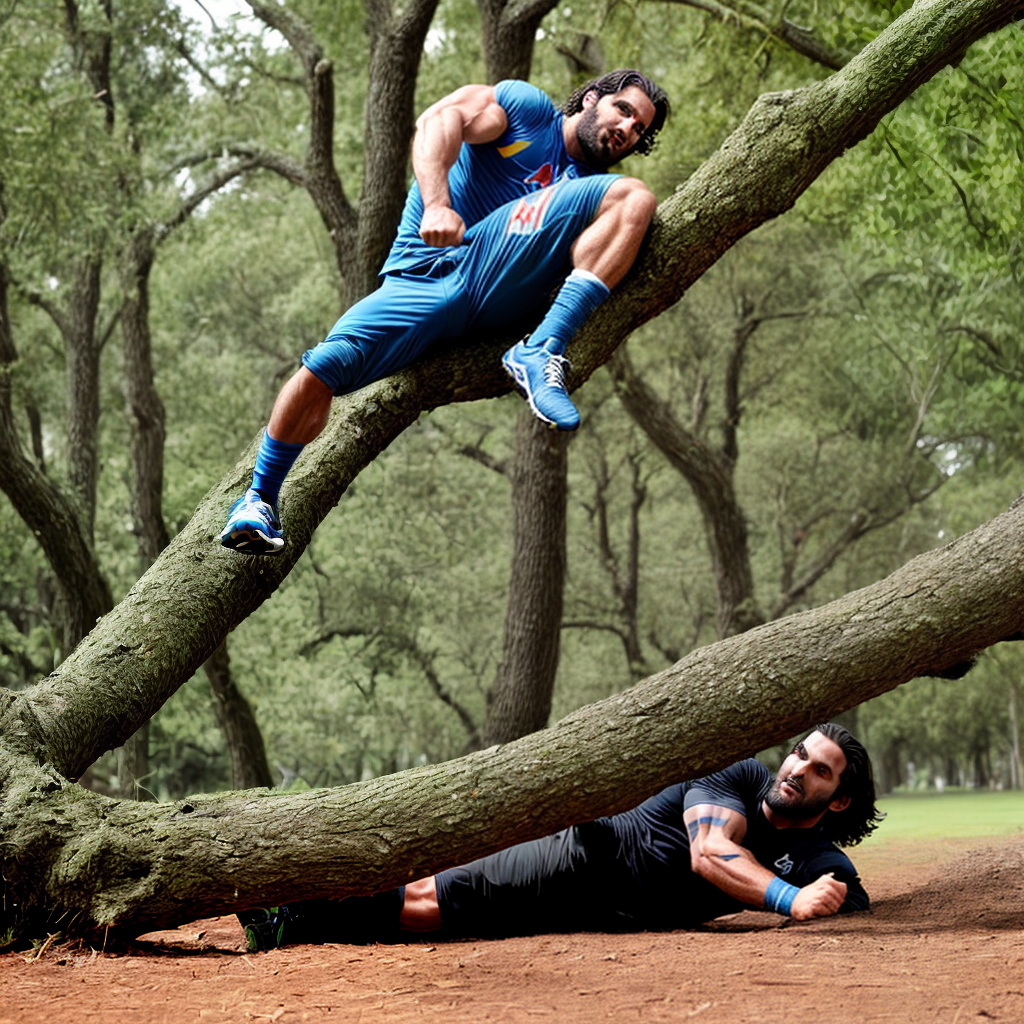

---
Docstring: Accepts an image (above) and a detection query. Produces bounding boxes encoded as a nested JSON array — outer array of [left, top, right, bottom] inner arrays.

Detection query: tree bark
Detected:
[[204, 641, 274, 791], [122, 230, 171, 570], [478, 0, 561, 82], [484, 413, 570, 745]]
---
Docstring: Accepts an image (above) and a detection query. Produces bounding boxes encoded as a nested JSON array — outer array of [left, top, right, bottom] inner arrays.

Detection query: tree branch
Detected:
[[10, 489, 1024, 938], [650, 0, 853, 70]]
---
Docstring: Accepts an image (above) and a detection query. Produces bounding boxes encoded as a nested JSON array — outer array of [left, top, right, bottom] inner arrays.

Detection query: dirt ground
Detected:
[[4, 834, 1024, 1024]]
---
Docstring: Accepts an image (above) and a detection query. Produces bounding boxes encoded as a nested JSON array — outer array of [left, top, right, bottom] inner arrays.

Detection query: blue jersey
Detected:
[[382, 80, 600, 274]]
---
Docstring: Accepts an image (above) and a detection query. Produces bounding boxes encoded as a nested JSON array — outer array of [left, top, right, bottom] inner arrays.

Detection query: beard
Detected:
[[764, 775, 837, 821], [574, 105, 620, 170]]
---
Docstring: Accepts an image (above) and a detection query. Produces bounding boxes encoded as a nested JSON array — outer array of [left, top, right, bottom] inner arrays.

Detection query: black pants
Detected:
[[434, 823, 637, 938]]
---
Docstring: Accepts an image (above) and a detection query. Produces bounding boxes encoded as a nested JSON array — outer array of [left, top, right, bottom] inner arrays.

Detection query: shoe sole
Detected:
[[502, 352, 561, 429], [220, 527, 285, 555]]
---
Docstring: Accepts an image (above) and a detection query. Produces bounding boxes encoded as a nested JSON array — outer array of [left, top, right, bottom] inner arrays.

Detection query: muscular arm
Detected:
[[683, 803, 847, 921], [412, 84, 508, 247]]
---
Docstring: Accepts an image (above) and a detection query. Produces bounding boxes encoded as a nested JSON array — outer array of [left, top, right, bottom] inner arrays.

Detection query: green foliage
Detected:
[[859, 644, 1024, 794]]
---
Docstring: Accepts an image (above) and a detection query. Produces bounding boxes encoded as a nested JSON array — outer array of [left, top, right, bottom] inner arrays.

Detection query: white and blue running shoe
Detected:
[[501, 338, 581, 431], [220, 488, 285, 554]]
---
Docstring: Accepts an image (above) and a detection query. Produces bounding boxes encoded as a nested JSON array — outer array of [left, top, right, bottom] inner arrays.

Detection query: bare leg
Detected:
[[398, 876, 443, 933], [570, 177, 657, 288], [503, 177, 656, 431], [267, 366, 334, 445]]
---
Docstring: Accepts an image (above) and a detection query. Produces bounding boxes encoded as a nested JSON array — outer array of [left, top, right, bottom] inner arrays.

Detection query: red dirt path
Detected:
[[4, 834, 1024, 1023]]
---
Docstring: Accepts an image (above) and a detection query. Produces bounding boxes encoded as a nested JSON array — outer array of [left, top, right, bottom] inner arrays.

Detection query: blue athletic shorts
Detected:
[[302, 174, 619, 395]]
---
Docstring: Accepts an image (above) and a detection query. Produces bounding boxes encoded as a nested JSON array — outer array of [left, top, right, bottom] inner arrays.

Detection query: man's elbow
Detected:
[[689, 848, 717, 881]]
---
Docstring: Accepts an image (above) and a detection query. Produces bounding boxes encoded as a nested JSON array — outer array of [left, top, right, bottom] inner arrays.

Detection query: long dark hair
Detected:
[[562, 69, 670, 157], [815, 722, 885, 847]]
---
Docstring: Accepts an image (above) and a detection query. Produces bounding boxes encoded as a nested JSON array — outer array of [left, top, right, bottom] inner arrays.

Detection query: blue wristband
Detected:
[[764, 876, 799, 916]]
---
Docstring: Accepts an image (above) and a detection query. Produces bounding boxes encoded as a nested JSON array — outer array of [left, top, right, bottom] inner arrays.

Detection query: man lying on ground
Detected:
[[239, 722, 883, 950]]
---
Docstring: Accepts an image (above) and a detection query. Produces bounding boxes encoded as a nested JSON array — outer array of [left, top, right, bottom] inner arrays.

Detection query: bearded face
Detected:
[[764, 773, 840, 820], [762, 733, 849, 823], [572, 86, 656, 170], [574, 102, 618, 170]]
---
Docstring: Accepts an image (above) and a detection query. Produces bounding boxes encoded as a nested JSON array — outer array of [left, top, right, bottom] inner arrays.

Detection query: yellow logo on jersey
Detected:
[[497, 140, 532, 158]]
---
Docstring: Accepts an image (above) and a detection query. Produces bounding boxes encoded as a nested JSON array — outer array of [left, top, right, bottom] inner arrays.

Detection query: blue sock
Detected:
[[525, 269, 611, 355], [251, 431, 304, 507]]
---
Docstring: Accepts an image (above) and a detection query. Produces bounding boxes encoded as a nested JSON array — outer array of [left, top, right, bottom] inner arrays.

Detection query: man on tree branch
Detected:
[[220, 70, 670, 555], [239, 724, 882, 950]]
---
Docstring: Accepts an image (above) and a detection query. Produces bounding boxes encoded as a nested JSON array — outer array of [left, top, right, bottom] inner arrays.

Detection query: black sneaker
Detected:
[[237, 906, 291, 951]]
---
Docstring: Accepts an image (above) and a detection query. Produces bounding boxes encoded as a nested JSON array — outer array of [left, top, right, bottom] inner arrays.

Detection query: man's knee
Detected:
[[600, 177, 657, 233]]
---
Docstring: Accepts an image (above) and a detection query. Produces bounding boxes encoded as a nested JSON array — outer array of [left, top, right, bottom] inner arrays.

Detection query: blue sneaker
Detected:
[[237, 906, 291, 951], [220, 488, 285, 554], [501, 339, 581, 431]]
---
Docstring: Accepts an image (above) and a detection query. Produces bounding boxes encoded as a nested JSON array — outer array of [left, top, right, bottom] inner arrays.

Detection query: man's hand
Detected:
[[419, 204, 466, 248], [790, 872, 847, 920]]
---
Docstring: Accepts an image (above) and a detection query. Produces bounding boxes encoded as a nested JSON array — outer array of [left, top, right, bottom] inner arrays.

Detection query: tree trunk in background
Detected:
[[478, 0, 561, 82], [0, 237, 114, 660], [205, 640, 275, 791], [484, 414, 569, 745], [610, 347, 763, 639], [477, 4, 599, 748]]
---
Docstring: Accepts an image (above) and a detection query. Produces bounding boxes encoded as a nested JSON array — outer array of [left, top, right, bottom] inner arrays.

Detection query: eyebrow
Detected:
[[795, 740, 835, 776]]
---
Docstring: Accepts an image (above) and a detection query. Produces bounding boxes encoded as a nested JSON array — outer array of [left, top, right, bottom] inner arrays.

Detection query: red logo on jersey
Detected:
[[506, 186, 558, 236], [524, 163, 554, 189]]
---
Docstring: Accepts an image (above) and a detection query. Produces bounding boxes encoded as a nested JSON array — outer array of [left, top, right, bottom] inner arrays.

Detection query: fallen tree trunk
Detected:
[[3, 490, 1022, 940]]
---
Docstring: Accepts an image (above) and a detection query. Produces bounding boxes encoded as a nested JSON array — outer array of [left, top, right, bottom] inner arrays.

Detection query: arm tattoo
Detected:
[[688, 814, 730, 842], [699, 815, 729, 828]]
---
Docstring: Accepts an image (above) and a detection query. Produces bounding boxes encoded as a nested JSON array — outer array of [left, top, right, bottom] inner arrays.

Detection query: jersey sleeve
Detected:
[[493, 80, 557, 141], [682, 759, 770, 819]]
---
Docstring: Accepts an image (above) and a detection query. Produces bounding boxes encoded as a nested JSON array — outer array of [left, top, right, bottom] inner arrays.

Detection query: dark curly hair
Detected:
[[813, 722, 885, 848], [562, 69, 671, 157]]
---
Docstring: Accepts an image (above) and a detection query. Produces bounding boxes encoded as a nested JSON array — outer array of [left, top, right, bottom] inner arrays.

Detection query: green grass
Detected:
[[874, 790, 1024, 844]]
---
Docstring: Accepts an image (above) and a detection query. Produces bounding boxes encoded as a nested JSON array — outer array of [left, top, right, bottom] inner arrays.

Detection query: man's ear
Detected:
[[581, 89, 599, 108], [828, 794, 852, 814]]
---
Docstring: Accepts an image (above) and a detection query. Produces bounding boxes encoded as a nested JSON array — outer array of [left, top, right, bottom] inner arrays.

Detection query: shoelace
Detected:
[[542, 353, 570, 390], [245, 492, 278, 526]]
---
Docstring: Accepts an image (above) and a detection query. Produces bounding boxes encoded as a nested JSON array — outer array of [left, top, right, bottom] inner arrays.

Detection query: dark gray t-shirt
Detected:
[[595, 758, 869, 926]]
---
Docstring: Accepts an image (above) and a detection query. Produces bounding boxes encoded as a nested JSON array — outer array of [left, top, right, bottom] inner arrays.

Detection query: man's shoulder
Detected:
[[493, 80, 559, 129], [703, 758, 772, 793], [494, 79, 555, 110], [683, 758, 771, 814]]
